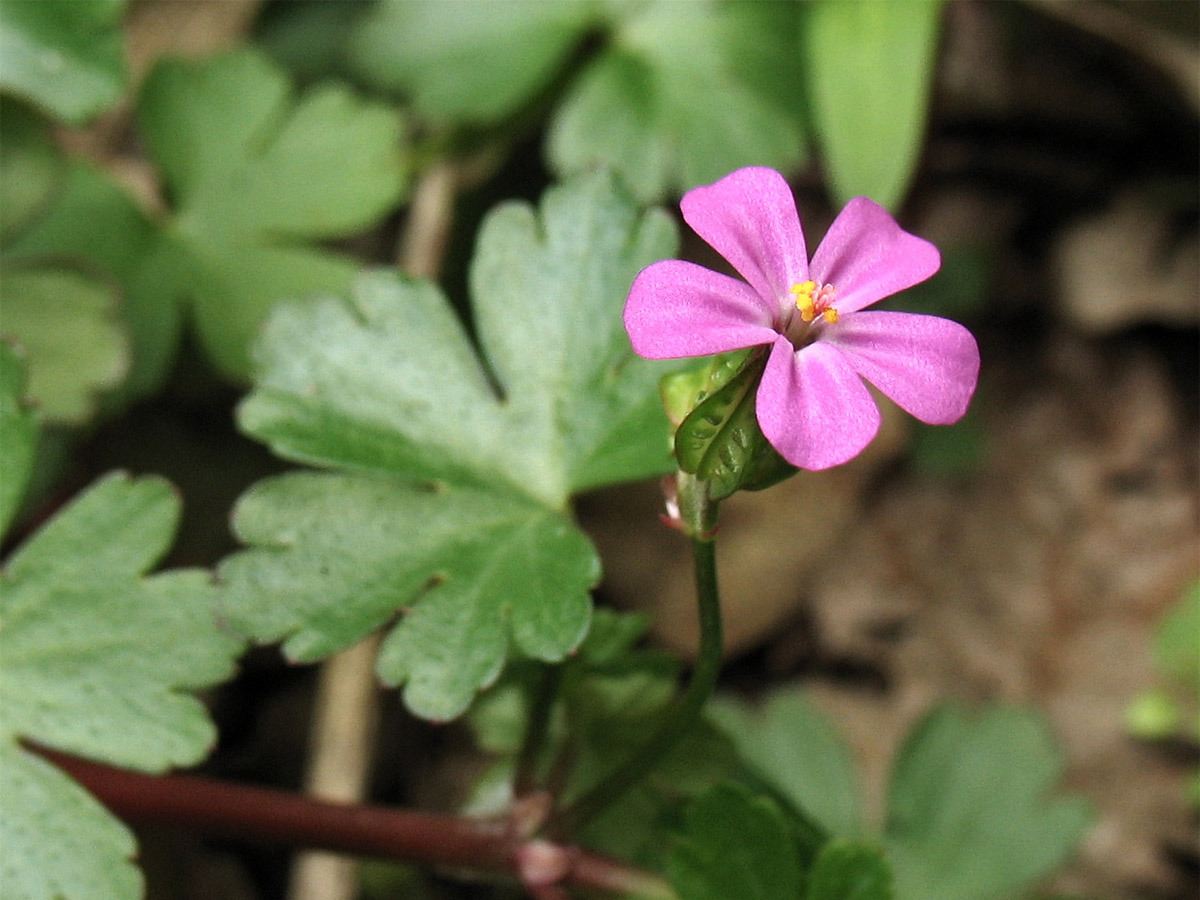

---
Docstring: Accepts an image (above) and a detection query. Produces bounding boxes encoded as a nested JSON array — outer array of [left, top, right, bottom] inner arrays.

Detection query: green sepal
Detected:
[[673, 351, 795, 500], [660, 367, 710, 430], [660, 349, 750, 428]]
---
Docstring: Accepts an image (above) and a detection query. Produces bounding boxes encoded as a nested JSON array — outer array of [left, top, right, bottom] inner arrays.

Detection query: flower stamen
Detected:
[[789, 281, 839, 324]]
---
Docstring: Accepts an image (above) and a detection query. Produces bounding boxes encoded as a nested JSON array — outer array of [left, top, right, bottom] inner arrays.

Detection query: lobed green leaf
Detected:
[[884, 704, 1093, 900], [548, 0, 806, 201], [350, 0, 597, 123], [221, 472, 597, 721], [708, 687, 861, 840], [5, 163, 182, 406], [240, 171, 676, 507], [0, 745, 140, 900], [226, 172, 677, 718], [0, 473, 243, 900]]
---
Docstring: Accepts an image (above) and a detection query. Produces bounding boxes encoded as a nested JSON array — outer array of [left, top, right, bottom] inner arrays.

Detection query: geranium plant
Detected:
[[0, 3, 1112, 899]]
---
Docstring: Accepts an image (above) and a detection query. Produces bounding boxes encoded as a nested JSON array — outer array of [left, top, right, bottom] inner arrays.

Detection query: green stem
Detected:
[[547, 477, 722, 838], [513, 664, 562, 797]]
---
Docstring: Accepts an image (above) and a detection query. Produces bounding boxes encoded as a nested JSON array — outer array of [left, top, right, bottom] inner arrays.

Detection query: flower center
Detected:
[[789, 280, 839, 324]]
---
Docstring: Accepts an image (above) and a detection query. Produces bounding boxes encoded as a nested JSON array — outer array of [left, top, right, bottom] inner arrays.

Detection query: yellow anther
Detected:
[[822, 308, 839, 324], [790, 281, 816, 302], [790, 281, 817, 321]]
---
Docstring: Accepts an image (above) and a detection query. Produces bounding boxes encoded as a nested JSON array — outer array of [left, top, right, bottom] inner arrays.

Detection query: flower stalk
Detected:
[[548, 475, 722, 838], [513, 663, 564, 797]]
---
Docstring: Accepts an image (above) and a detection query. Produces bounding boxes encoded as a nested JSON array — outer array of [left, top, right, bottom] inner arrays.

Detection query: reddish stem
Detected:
[[44, 751, 675, 898]]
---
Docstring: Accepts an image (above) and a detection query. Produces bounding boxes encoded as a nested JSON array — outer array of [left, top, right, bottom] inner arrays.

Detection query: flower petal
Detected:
[[680, 167, 809, 307], [623, 259, 779, 359], [809, 197, 940, 315], [827, 310, 980, 424], [756, 336, 881, 470]]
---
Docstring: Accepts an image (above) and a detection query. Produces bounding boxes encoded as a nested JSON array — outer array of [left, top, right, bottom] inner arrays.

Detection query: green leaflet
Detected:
[[0, 0, 127, 125], [668, 782, 804, 900], [136, 47, 408, 378], [806, 840, 893, 900], [350, 0, 596, 124], [349, 0, 805, 201], [0, 263, 129, 424], [708, 687, 861, 840], [547, 0, 806, 201]]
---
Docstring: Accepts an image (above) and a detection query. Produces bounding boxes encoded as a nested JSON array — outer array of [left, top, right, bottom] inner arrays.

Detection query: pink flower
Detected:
[[624, 167, 980, 471]]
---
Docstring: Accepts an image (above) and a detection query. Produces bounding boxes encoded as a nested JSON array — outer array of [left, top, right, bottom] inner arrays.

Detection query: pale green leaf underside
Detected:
[[0, 264, 129, 424], [240, 172, 677, 509], [220, 472, 597, 721], [884, 705, 1093, 900], [668, 782, 803, 900], [0, 342, 38, 538], [708, 687, 862, 838], [135, 47, 407, 378], [804, 0, 943, 210], [0, 473, 242, 900]]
